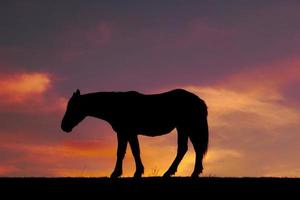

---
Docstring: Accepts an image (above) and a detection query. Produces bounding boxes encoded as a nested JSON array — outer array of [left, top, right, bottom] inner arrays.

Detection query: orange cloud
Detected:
[[0, 72, 51, 103], [0, 72, 67, 113]]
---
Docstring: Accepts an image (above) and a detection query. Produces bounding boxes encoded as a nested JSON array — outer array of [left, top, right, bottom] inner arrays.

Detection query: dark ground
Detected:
[[1, 177, 299, 198]]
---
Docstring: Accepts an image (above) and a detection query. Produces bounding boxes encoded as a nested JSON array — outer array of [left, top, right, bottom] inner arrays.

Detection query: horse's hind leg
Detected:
[[163, 129, 188, 177], [190, 134, 204, 177], [129, 135, 144, 178]]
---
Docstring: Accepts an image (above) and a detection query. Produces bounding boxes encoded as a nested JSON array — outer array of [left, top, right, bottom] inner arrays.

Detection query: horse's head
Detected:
[[61, 89, 86, 133]]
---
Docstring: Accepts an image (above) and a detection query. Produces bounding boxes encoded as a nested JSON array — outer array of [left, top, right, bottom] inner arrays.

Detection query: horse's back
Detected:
[[157, 89, 207, 113], [122, 89, 206, 114], [90, 89, 206, 115], [131, 89, 207, 122]]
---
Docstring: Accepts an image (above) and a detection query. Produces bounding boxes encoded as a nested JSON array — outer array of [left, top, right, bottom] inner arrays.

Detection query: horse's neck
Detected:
[[81, 92, 115, 120]]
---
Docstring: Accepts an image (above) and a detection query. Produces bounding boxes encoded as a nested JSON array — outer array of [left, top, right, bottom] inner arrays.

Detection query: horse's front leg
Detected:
[[111, 133, 128, 178], [129, 135, 144, 178]]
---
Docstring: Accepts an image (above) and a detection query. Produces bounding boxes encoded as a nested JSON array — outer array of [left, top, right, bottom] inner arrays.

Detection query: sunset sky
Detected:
[[1, 1, 300, 177]]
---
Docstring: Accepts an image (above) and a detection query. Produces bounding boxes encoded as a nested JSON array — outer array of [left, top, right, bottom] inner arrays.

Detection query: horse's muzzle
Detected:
[[61, 126, 72, 133]]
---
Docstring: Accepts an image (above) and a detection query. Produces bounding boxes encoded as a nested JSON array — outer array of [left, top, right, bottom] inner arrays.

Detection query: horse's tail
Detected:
[[199, 101, 209, 157]]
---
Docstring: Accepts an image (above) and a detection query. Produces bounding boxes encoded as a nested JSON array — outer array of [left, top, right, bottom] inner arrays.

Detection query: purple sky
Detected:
[[0, 1, 300, 177]]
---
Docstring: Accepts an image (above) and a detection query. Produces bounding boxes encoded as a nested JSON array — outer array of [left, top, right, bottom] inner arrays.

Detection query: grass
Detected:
[[1, 177, 299, 197]]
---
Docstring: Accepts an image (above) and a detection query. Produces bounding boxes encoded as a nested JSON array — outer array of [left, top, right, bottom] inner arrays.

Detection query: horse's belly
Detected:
[[137, 122, 175, 136], [139, 129, 175, 136]]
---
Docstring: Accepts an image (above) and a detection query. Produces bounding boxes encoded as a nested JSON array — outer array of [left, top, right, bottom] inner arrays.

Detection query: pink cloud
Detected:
[[218, 57, 300, 93]]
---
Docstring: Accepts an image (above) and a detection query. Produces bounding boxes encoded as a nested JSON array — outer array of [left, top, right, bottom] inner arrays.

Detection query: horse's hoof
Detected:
[[133, 166, 144, 178], [163, 168, 177, 178], [191, 172, 200, 178], [162, 172, 173, 178], [110, 170, 122, 179], [110, 174, 121, 179], [133, 173, 142, 179]]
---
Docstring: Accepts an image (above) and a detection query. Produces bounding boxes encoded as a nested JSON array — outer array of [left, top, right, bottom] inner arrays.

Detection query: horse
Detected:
[[61, 89, 209, 178]]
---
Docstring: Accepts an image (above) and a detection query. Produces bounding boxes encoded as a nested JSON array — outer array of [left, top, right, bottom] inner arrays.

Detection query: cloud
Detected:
[[0, 72, 50, 103], [222, 58, 300, 91], [0, 72, 67, 113], [186, 86, 300, 131]]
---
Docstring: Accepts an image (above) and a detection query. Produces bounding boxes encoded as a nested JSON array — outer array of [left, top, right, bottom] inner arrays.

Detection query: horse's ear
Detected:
[[75, 89, 80, 96], [72, 89, 81, 97]]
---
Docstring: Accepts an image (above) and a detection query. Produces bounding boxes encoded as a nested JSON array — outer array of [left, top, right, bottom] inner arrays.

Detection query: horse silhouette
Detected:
[[61, 89, 208, 178]]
